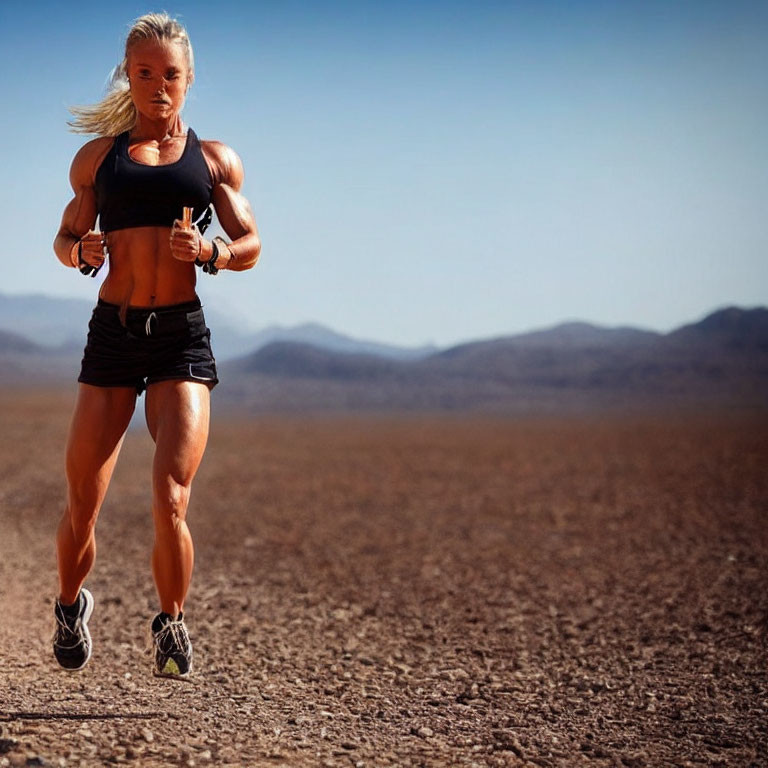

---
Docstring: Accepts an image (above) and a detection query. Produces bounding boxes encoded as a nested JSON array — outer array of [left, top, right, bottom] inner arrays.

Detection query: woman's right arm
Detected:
[[53, 138, 111, 270]]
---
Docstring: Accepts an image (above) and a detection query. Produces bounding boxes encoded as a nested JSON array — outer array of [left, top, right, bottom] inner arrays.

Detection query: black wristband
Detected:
[[202, 240, 220, 275], [194, 239, 214, 268]]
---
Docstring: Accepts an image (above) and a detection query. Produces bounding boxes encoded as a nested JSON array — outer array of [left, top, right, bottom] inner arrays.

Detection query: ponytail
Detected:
[[68, 62, 137, 136]]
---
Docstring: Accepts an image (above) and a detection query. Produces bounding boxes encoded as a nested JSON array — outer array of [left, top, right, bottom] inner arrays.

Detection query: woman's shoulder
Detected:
[[198, 138, 240, 164], [199, 139, 244, 188], [69, 136, 117, 187]]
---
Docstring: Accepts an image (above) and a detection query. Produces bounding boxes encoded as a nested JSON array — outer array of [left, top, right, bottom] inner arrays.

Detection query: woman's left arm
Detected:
[[195, 142, 261, 272]]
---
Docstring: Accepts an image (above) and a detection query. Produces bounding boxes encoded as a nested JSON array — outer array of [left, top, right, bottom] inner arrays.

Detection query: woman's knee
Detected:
[[65, 470, 105, 519], [153, 478, 191, 529]]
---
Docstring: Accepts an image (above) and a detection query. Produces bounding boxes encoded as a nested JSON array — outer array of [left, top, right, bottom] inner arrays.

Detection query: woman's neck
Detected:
[[131, 114, 185, 142]]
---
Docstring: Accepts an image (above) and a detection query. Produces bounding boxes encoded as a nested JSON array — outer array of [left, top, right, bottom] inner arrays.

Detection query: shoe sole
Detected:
[[56, 587, 94, 672], [148, 622, 193, 681], [151, 654, 193, 681], [152, 669, 193, 681]]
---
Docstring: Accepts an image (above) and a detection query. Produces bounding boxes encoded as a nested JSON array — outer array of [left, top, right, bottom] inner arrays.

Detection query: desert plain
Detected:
[[0, 390, 766, 767]]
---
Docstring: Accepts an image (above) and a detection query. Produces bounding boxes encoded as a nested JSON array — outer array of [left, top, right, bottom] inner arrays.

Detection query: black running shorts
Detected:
[[78, 298, 218, 394]]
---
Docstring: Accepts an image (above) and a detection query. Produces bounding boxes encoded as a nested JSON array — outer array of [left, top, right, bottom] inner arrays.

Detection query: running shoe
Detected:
[[52, 588, 94, 671], [150, 612, 193, 679]]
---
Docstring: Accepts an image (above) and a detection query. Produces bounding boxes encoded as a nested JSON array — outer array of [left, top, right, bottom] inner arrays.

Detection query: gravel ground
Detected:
[[0, 392, 766, 767]]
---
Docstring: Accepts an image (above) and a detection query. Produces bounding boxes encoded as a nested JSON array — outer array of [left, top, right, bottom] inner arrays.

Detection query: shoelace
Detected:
[[53, 608, 83, 650], [155, 618, 191, 656]]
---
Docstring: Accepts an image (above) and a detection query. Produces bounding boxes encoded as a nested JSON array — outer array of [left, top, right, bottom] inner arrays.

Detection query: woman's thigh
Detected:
[[144, 380, 210, 490], [66, 383, 137, 501]]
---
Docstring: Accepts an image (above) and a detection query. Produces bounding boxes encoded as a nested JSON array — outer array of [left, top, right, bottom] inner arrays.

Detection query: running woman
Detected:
[[52, 13, 260, 678]]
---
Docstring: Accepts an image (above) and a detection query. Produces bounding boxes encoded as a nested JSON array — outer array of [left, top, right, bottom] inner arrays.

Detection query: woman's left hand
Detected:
[[170, 220, 206, 262]]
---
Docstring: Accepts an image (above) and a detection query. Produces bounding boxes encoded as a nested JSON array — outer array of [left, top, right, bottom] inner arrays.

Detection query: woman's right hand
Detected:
[[71, 230, 107, 270]]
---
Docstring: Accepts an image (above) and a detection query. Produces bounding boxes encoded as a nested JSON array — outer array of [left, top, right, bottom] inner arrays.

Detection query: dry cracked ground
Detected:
[[0, 391, 767, 767]]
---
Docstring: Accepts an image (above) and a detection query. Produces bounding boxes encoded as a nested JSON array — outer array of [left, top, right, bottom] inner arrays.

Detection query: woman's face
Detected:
[[126, 38, 192, 121]]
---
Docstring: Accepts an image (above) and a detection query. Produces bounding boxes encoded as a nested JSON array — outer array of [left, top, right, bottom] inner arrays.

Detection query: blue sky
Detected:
[[0, 0, 766, 346]]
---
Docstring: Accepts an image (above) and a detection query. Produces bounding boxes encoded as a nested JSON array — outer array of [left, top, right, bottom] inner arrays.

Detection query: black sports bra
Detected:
[[94, 128, 213, 232]]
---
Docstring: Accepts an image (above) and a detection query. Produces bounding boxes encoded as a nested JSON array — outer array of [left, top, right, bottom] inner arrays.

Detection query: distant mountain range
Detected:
[[1, 293, 766, 414], [217, 306, 768, 413], [207, 319, 438, 361]]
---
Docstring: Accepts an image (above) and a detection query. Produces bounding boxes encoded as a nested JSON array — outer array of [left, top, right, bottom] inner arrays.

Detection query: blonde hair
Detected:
[[68, 13, 194, 136]]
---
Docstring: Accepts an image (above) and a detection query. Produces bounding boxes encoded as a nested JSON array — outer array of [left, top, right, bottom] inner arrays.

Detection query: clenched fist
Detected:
[[170, 220, 208, 262], [71, 230, 107, 271]]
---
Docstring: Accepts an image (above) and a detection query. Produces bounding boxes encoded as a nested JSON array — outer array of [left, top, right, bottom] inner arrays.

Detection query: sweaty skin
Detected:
[[53, 37, 260, 618]]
